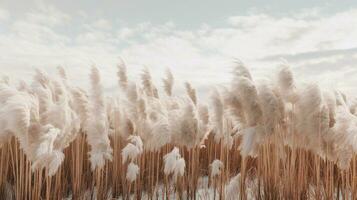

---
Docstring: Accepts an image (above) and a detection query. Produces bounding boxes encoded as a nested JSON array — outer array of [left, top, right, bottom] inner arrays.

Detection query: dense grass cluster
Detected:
[[1, 60, 357, 199]]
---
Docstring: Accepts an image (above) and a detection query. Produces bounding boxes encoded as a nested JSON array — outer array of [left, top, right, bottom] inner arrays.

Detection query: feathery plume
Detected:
[[185, 82, 197, 105], [232, 76, 262, 127], [126, 162, 139, 183], [86, 66, 113, 170], [117, 58, 128, 90], [171, 102, 199, 148], [210, 89, 224, 140], [174, 158, 186, 180], [141, 67, 155, 97], [57, 66, 67, 80], [233, 59, 252, 80], [164, 147, 180, 175], [121, 143, 140, 163], [257, 82, 284, 135], [210, 159, 224, 177], [162, 68, 174, 96], [276, 61, 298, 103], [226, 173, 241, 200]]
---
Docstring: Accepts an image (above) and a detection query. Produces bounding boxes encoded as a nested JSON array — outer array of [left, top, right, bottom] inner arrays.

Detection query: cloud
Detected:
[[90, 19, 112, 30], [0, 5, 356, 97], [0, 8, 10, 21]]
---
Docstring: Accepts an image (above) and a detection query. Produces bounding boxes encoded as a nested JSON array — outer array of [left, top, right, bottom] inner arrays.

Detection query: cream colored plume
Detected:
[[126, 162, 139, 183], [163, 147, 185, 180], [122, 136, 143, 163], [86, 67, 113, 171], [185, 82, 197, 105], [210, 159, 224, 177], [117, 58, 128, 90], [170, 102, 199, 148], [276, 61, 298, 103], [226, 173, 241, 200], [141, 67, 157, 98], [162, 68, 174, 96]]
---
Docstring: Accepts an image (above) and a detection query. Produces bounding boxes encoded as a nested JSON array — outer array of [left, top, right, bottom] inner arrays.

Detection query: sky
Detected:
[[0, 0, 357, 97]]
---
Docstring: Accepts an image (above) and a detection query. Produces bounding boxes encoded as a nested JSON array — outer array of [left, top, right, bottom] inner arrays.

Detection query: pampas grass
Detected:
[[1, 59, 357, 199], [87, 67, 113, 171], [210, 159, 223, 178], [126, 162, 139, 183]]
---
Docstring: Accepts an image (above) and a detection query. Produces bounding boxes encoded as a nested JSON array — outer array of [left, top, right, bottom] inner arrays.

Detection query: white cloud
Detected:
[[91, 19, 112, 30], [0, 8, 10, 21], [0, 5, 356, 97]]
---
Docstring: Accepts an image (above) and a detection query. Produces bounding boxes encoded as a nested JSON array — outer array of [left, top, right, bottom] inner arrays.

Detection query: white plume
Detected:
[[117, 58, 128, 90], [173, 158, 186, 180], [162, 68, 174, 96], [226, 173, 241, 200], [121, 143, 141, 163], [126, 162, 139, 183], [86, 67, 113, 171], [210, 159, 224, 177]]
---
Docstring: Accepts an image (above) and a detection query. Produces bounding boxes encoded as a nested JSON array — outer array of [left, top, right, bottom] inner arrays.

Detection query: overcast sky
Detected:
[[0, 0, 356, 97]]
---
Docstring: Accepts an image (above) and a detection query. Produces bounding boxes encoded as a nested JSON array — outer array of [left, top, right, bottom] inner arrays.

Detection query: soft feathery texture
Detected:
[[31, 150, 65, 176], [198, 104, 209, 125], [117, 59, 128, 90], [126, 83, 138, 103], [17, 80, 30, 92], [34, 124, 60, 158], [289, 84, 330, 155], [173, 158, 186, 180], [71, 88, 90, 129], [3, 59, 357, 180], [210, 89, 234, 147], [121, 143, 141, 163], [323, 90, 337, 128], [41, 96, 80, 150], [326, 106, 357, 169], [137, 98, 147, 120], [143, 117, 171, 151], [0, 85, 66, 176], [210, 159, 224, 177], [57, 66, 67, 81], [239, 127, 258, 157], [170, 102, 199, 148], [128, 135, 143, 152], [232, 76, 262, 127], [141, 68, 157, 98], [222, 87, 245, 128], [184, 82, 197, 106], [335, 90, 349, 110], [28, 125, 67, 177], [162, 69, 174, 96], [225, 173, 241, 200], [210, 89, 224, 140], [257, 82, 284, 135], [276, 62, 298, 103], [31, 71, 54, 115], [295, 84, 329, 138], [163, 147, 185, 180], [197, 104, 210, 145], [349, 97, 357, 115], [126, 162, 140, 183], [119, 115, 135, 138], [163, 147, 180, 175], [0, 84, 39, 149], [232, 69, 263, 157], [86, 67, 113, 171], [123, 86, 140, 123], [232, 60, 252, 80]]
